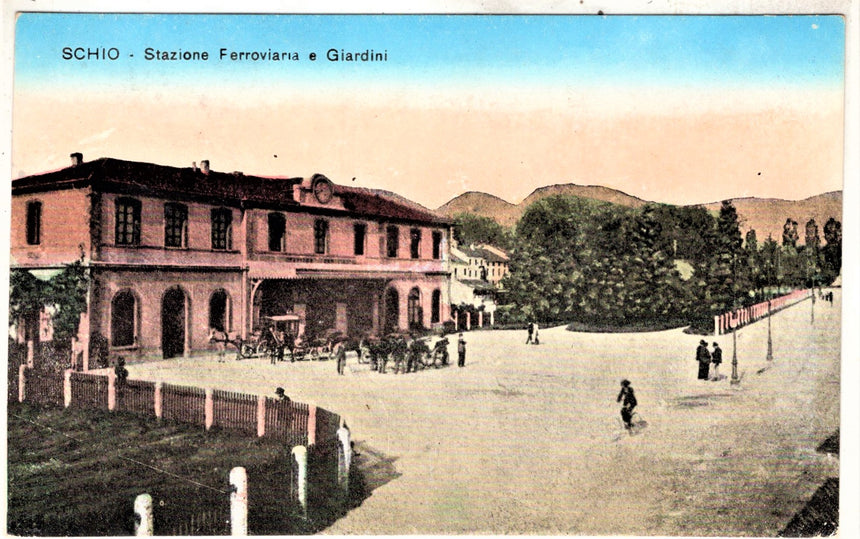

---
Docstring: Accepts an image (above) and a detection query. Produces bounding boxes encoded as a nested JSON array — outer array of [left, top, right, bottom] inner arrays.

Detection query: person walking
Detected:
[[525, 322, 534, 344], [457, 333, 467, 367], [711, 342, 723, 381], [336, 343, 347, 375], [696, 340, 711, 380], [616, 379, 638, 430]]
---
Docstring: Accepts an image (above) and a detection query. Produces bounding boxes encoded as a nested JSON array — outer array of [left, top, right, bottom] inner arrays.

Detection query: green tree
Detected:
[[452, 212, 512, 250], [821, 217, 842, 284]]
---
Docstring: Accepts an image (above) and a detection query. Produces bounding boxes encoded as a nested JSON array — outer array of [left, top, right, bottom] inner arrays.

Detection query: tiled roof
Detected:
[[13, 157, 451, 225], [460, 246, 509, 263]]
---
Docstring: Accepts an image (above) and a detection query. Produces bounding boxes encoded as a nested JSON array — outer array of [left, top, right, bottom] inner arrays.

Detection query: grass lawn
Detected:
[[7, 402, 360, 536]]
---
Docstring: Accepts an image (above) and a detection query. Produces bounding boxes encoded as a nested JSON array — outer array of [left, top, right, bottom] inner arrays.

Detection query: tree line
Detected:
[[454, 197, 841, 331]]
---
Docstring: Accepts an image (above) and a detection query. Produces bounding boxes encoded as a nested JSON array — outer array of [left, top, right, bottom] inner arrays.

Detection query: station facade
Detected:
[[10, 154, 452, 366]]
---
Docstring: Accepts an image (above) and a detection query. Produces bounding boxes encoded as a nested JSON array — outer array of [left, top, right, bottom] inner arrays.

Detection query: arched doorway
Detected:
[[431, 289, 442, 324], [384, 288, 399, 334], [162, 287, 187, 358], [209, 289, 230, 332], [111, 290, 137, 347], [407, 287, 423, 330]]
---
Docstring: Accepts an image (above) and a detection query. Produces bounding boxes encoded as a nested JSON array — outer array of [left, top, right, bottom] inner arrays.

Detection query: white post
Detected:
[[714, 315, 720, 335], [291, 446, 308, 518], [18, 364, 27, 403], [134, 493, 153, 536], [490, 310, 494, 327], [466, 311, 471, 331], [229, 467, 248, 536], [336, 427, 352, 493], [257, 395, 266, 437], [154, 382, 163, 419], [205, 388, 214, 430], [64, 369, 73, 408], [107, 370, 117, 411], [478, 311, 483, 328], [307, 405, 317, 446]]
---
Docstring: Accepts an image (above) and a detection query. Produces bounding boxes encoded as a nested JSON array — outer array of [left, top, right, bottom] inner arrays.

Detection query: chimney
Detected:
[[70, 152, 83, 167], [200, 160, 210, 175]]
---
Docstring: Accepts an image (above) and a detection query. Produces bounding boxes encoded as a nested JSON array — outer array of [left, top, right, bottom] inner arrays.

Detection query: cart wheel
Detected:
[[240, 343, 254, 358], [256, 343, 269, 357]]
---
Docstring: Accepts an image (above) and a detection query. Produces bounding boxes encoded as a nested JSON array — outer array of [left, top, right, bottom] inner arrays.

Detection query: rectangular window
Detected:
[[314, 219, 329, 255], [432, 231, 442, 260], [386, 225, 399, 258], [26, 201, 42, 245], [410, 228, 421, 259], [268, 213, 286, 252], [353, 223, 366, 256], [115, 198, 141, 246], [164, 202, 188, 248], [211, 208, 232, 250]]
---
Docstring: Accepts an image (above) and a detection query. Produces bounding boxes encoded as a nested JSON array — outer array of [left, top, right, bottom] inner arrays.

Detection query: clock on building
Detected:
[[312, 176, 333, 204]]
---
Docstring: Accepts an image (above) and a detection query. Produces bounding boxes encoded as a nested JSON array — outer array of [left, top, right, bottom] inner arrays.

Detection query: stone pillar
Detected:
[[466, 311, 471, 331], [27, 340, 34, 368], [229, 467, 248, 536], [294, 303, 307, 339], [714, 315, 720, 335], [64, 369, 73, 408], [336, 427, 351, 493], [478, 311, 483, 328], [453, 311, 459, 330], [107, 370, 117, 411], [291, 446, 308, 518], [154, 382, 163, 419], [371, 295, 380, 335], [257, 395, 266, 438], [205, 388, 214, 431], [134, 493, 153, 536], [307, 405, 317, 446], [18, 364, 27, 403], [335, 303, 348, 335], [490, 311, 494, 327]]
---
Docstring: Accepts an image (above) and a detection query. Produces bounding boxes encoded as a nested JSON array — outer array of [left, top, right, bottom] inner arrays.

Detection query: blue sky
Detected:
[[14, 14, 845, 91]]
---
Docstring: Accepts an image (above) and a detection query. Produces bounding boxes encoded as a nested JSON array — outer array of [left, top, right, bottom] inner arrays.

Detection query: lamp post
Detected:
[[730, 253, 740, 385], [766, 299, 773, 361]]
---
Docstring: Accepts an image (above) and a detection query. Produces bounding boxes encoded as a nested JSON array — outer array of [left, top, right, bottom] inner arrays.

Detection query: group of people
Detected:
[[695, 339, 723, 381]]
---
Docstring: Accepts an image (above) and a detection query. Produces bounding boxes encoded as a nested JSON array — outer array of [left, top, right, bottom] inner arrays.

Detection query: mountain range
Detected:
[[436, 184, 843, 244]]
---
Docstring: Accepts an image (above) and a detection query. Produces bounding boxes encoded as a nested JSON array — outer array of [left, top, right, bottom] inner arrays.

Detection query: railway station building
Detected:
[[10, 153, 453, 367]]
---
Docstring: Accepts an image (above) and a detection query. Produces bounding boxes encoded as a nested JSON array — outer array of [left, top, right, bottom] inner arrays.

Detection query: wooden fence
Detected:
[[70, 371, 109, 409], [24, 368, 64, 408], [212, 389, 257, 436], [116, 379, 155, 415], [162, 383, 206, 425], [15, 369, 331, 447], [265, 398, 310, 447]]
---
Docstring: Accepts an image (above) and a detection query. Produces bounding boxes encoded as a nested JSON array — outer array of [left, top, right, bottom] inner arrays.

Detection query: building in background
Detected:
[[449, 243, 509, 329], [10, 153, 452, 367]]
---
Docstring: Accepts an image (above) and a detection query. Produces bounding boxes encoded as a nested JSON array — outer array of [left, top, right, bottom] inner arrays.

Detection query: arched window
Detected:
[[407, 288, 423, 330], [431, 289, 442, 324], [111, 290, 137, 347], [209, 289, 230, 332]]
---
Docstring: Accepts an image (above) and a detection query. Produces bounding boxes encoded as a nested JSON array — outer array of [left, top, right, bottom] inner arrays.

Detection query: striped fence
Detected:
[[714, 288, 811, 335]]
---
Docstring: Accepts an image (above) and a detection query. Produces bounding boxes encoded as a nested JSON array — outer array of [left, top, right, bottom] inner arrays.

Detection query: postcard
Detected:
[[3, 3, 857, 537]]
